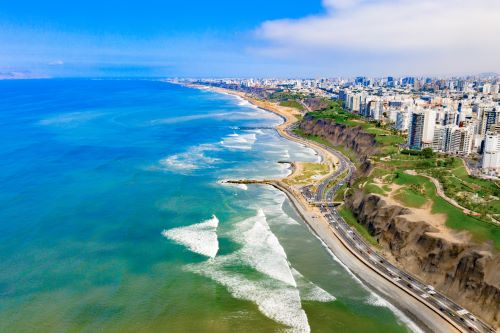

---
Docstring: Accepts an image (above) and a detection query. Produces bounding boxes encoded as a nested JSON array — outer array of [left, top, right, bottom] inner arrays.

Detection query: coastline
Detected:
[[185, 83, 463, 333]]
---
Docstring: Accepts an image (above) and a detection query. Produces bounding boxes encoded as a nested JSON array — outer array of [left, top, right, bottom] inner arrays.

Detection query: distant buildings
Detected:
[[189, 74, 500, 178]]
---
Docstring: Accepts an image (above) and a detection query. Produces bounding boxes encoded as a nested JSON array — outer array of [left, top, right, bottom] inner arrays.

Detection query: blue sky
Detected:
[[1, 0, 499, 77]]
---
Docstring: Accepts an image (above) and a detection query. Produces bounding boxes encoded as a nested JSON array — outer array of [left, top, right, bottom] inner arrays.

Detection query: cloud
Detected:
[[48, 59, 64, 65], [255, 0, 500, 75]]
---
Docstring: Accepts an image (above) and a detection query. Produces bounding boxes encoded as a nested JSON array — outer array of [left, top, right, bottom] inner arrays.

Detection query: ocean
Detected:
[[0, 79, 419, 332]]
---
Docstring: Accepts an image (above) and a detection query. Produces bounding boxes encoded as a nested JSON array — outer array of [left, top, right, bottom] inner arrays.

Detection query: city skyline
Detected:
[[1, 0, 500, 78]]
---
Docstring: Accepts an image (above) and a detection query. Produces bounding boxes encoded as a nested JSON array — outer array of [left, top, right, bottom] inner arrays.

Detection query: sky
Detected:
[[1, 0, 499, 78]]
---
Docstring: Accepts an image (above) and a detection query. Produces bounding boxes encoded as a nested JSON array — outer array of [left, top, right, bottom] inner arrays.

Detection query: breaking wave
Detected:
[[232, 209, 297, 287], [186, 209, 311, 332], [162, 215, 219, 258]]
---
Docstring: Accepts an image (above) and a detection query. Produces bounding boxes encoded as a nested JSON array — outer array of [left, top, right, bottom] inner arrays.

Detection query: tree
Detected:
[[421, 148, 434, 159]]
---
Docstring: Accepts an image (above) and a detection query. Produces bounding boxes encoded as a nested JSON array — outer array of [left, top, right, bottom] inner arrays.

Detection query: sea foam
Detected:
[[159, 144, 221, 173], [187, 257, 310, 333], [162, 215, 219, 258], [186, 209, 311, 332], [220, 133, 257, 151], [233, 209, 297, 287], [292, 269, 336, 302]]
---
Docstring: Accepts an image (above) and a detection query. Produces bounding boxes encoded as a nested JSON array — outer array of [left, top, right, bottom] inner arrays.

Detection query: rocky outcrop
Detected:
[[345, 190, 500, 327], [299, 115, 376, 176]]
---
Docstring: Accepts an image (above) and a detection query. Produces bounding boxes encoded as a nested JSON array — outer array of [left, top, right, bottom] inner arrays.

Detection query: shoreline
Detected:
[[185, 83, 463, 333]]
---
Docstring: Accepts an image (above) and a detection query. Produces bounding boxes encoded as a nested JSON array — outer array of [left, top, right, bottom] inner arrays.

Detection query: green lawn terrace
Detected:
[[368, 153, 500, 221], [358, 167, 500, 250], [268, 90, 307, 111]]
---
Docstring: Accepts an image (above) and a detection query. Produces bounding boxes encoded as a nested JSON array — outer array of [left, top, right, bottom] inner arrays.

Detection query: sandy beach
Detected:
[[187, 83, 464, 333]]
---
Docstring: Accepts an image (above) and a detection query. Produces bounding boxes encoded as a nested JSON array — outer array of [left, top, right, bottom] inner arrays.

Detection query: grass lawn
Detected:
[[339, 207, 379, 247], [279, 100, 304, 110], [393, 188, 427, 208], [364, 127, 387, 135], [334, 183, 348, 201], [394, 171, 500, 249], [288, 162, 329, 185], [364, 183, 386, 195]]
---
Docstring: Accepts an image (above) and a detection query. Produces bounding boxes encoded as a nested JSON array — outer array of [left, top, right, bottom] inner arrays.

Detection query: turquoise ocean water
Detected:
[[0, 79, 420, 332]]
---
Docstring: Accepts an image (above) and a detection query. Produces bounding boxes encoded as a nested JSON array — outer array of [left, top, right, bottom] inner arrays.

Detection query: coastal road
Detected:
[[285, 125, 495, 333]]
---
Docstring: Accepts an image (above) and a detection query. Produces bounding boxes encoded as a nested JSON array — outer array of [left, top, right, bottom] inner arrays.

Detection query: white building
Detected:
[[395, 110, 410, 131], [482, 127, 500, 175], [422, 109, 436, 145]]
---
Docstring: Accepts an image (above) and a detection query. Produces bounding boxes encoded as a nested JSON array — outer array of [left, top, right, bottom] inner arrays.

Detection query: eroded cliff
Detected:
[[299, 115, 376, 176], [345, 190, 500, 327]]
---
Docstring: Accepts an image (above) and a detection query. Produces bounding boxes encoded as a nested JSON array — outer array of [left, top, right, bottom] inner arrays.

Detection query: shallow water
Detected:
[[0, 79, 418, 332]]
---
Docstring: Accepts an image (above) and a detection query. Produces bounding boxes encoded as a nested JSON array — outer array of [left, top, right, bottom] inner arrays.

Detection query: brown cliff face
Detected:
[[300, 115, 378, 157], [345, 190, 500, 327], [299, 116, 375, 176]]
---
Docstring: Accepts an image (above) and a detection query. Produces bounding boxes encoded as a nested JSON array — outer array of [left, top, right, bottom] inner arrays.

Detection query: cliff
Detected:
[[299, 115, 376, 176], [345, 190, 500, 327]]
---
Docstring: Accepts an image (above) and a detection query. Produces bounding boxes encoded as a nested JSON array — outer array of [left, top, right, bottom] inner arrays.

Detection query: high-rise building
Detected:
[[442, 126, 461, 153], [408, 113, 425, 149], [482, 125, 500, 174], [443, 111, 458, 126], [422, 109, 436, 144], [395, 110, 410, 131], [492, 84, 499, 96], [458, 127, 474, 155], [387, 76, 395, 88], [480, 109, 499, 135], [483, 83, 492, 94], [432, 125, 444, 151]]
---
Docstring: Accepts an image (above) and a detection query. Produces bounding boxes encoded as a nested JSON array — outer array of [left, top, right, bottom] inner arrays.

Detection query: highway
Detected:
[[285, 124, 495, 333]]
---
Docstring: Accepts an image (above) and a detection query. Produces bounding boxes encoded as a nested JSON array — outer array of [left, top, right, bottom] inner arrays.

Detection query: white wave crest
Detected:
[[292, 269, 336, 302], [186, 257, 310, 333], [186, 209, 310, 332], [233, 209, 297, 287], [162, 215, 219, 258]]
